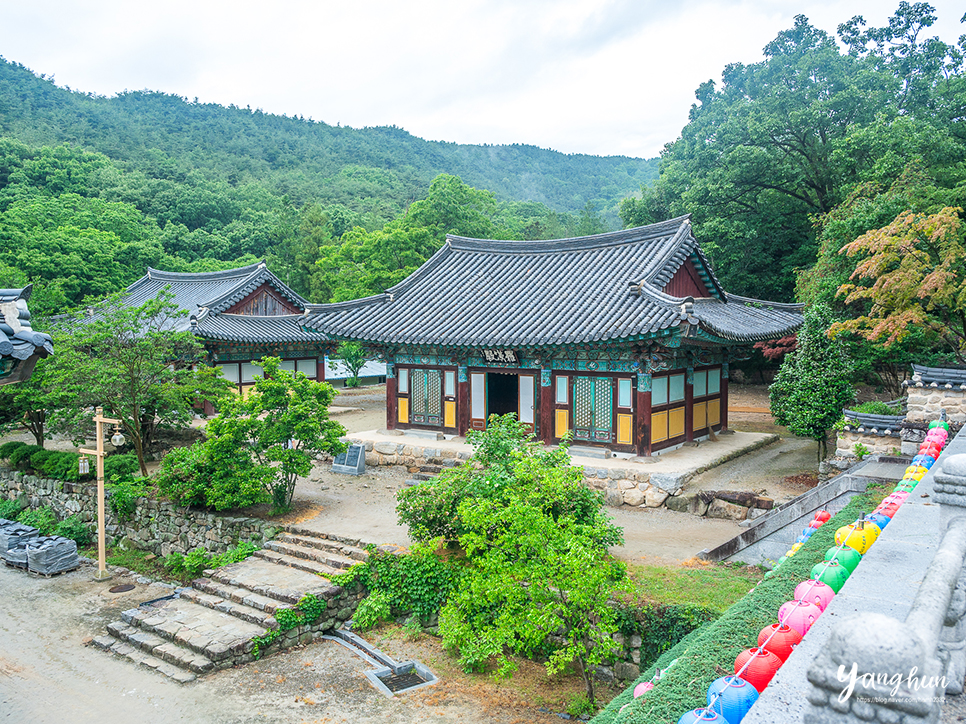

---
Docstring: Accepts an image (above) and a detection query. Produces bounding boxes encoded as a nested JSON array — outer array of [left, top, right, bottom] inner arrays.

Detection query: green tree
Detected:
[[0, 357, 63, 446], [770, 304, 855, 460], [200, 356, 347, 513], [328, 341, 368, 387], [51, 291, 233, 475], [434, 417, 626, 706]]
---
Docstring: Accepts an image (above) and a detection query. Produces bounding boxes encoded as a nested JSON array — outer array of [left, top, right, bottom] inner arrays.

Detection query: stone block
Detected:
[[665, 495, 688, 513], [614, 662, 640, 681], [619, 479, 636, 490], [645, 488, 669, 508], [707, 498, 748, 520], [373, 442, 399, 455], [604, 489, 624, 507], [649, 472, 687, 495], [622, 488, 645, 506]]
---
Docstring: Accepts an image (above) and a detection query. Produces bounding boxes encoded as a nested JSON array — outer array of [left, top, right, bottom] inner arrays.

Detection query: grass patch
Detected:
[[625, 560, 762, 614], [79, 545, 174, 582]]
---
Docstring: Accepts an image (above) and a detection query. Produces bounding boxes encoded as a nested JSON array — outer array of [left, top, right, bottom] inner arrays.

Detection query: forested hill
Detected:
[[0, 57, 657, 218]]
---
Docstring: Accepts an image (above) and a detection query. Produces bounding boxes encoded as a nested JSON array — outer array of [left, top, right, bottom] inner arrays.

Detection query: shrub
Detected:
[[8, 444, 43, 469], [853, 400, 902, 416], [0, 441, 27, 460], [164, 540, 260, 580], [16, 506, 57, 535], [29, 448, 55, 471], [155, 441, 270, 511], [0, 497, 24, 520], [54, 515, 92, 546], [42, 451, 87, 482], [104, 453, 140, 482], [107, 477, 147, 522]]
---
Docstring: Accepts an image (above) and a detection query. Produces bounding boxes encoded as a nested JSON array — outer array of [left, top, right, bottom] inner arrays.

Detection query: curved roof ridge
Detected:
[[446, 215, 692, 254], [303, 293, 388, 315], [721, 293, 805, 311], [141, 261, 267, 283], [201, 267, 309, 312]]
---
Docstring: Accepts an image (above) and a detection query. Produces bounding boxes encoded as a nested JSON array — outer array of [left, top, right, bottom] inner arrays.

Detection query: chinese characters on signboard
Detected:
[[482, 349, 518, 365]]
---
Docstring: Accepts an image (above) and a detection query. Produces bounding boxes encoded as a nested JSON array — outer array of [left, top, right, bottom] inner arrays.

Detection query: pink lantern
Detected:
[[794, 580, 835, 611], [778, 599, 823, 636], [634, 682, 654, 698]]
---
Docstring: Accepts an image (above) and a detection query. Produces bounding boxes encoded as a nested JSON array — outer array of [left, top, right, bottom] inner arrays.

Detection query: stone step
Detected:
[[419, 465, 442, 474], [92, 635, 197, 683], [121, 598, 267, 663], [409, 473, 434, 481], [274, 532, 369, 562], [263, 539, 359, 570], [190, 577, 286, 615], [179, 587, 280, 629], [208, 557, 342, 603], [284, 525, 369, 549], [253, 548, 344, 578], [102, 621, 214, 674]]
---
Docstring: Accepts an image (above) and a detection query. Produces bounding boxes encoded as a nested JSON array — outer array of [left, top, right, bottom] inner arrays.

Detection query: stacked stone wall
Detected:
[[907, 386, 966, 423], [0, 467, 277, 557], [835, 429, 903, 458]]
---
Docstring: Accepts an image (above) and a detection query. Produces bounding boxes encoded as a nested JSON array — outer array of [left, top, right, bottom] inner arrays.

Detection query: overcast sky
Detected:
[[0, 1, 963, 159]]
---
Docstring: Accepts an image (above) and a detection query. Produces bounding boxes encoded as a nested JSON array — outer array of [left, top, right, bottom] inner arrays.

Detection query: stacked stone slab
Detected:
[[93, 526, 369, 683], [0, 519, 37, 556], [24, 535, 79, 575]]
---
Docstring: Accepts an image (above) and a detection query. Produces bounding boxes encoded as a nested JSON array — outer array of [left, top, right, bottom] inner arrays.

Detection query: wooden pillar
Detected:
[[386, 364, 397, 430], [635, 372, 651, 456], [685, 366, 694, 442], [317, 354, 326, 382], [721, 363, 730, 431], [539, 369, 553, 445], [457, 365, 470, 437]]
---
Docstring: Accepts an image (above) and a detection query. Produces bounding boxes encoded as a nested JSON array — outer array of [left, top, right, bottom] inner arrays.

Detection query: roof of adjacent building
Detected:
[[301, 216, 803, 348], [908, 364, 966, 388], [0, 286, 54, 383], [122, 262, 329, 346]]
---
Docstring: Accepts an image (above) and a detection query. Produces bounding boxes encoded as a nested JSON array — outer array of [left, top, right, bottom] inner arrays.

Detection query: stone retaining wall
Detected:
[[0, 467, 277, 557], [835, 429, 903, 458]]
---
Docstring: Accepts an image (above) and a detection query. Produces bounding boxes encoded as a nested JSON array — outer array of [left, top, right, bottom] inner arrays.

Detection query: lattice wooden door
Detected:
[[573, 376, 613, 442]]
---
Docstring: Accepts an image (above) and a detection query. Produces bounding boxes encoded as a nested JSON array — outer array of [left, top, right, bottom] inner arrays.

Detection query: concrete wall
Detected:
[[0, 467, 278, 556]]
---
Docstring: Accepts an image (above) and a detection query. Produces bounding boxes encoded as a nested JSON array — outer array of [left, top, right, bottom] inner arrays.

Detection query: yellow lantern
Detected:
[[835, 521, 879, 554]]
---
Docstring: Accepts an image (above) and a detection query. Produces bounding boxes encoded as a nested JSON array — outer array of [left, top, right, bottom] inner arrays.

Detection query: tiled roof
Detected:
[[0, 286, 54, 384], [121, 262, 326, 346], [194, 312, 327, 345], [908, 364, 966, 388], [302, 217, 803, 348]]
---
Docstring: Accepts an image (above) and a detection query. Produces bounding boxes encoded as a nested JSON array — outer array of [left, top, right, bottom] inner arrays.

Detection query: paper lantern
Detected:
[[808, 519, 823, 530], [795, 579, 835, 611], [778, 599, 823, 636], [814, 510, 832, 523], [707, 675, 759, 723], [835, 521, 879, 554], [876, 503, 901, 518], [826, 546, 862, 573], [864, 513, 890, 531], [634, 681, 654, 698], [912, 455, 936, 469], [677, 709, 726, 724], [758, 623, 802, 662], [734, 648, 782, 693], [811, 559, 850, 593]]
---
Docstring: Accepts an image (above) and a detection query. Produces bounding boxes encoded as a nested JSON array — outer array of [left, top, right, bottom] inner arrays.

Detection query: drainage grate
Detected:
[[377, 669, 427, 693]]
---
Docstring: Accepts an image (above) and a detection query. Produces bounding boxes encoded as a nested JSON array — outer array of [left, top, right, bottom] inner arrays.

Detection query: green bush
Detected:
[[42, 451, 87, 482], [104, 453, 140, 482], [0, 441, 27, 460], [16, 506, 57, 535], [0, 497, 24, 520], [155, 442, 270, 511], [164, 540, 260, 580], [106, 477, 147, 522], [8, 444, 43, 469], [28, 448, 55, 471], [54, 515, 92, 546], [615, 603, 719, 673], [591, 493, 878, 724], [853, 400, 902, 416]]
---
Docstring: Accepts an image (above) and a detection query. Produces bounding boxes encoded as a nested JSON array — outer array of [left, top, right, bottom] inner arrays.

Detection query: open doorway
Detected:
[[486, 372, 518, 417]]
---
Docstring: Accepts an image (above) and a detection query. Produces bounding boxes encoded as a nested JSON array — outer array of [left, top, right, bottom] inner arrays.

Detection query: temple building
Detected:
[[301, 216, 803, 455], [0, 286, 53, 386], [122, 262, 332, 395]]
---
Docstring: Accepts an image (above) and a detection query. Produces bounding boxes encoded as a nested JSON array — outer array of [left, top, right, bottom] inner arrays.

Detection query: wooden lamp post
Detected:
[[79, 406, 124, 581]]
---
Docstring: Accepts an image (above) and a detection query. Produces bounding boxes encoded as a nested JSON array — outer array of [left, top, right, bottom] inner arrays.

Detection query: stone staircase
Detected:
[[404, 460, 459, 487], [93, 526, 371, 683]]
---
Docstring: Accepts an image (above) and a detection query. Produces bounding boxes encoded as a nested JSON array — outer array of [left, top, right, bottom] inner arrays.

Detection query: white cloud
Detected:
[[0, 0, 962, 157]]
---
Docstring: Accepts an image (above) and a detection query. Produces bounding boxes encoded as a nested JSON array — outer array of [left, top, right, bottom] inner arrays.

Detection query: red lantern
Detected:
[[813, 510, 832, 523], [757, 623, 802, 662], [734, 647, 782, 693], [876, 503, 901, 518], [808, 520, 823, 530]]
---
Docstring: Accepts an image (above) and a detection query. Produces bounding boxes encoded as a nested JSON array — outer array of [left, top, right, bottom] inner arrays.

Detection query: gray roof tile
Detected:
[[0, 286, 53, 383], [302, 217, 802, 348]]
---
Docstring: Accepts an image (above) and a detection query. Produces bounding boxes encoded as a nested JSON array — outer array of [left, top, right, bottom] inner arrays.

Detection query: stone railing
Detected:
[[0, 467, 278, 557]]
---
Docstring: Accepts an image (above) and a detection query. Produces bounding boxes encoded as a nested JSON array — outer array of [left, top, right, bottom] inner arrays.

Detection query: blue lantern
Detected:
[[865, 513, 889, 531], [707, 675, 759, 723], [678, 708, 727, 724]]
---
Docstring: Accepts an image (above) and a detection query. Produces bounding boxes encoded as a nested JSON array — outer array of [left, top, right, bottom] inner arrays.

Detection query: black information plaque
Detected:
[[332, 443, 366, 475]]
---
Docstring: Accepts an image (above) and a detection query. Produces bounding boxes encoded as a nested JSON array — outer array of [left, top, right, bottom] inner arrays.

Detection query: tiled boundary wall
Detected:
[[0, 467, 278, 557]]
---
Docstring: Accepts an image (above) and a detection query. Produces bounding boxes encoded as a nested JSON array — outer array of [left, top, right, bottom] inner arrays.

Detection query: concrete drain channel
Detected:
[[324, 628, 438, 697]]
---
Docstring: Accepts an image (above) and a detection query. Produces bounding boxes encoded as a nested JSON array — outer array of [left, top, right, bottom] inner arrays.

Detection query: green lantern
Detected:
[[825, 546, 861, 574], [811, 559, 850, 593]]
